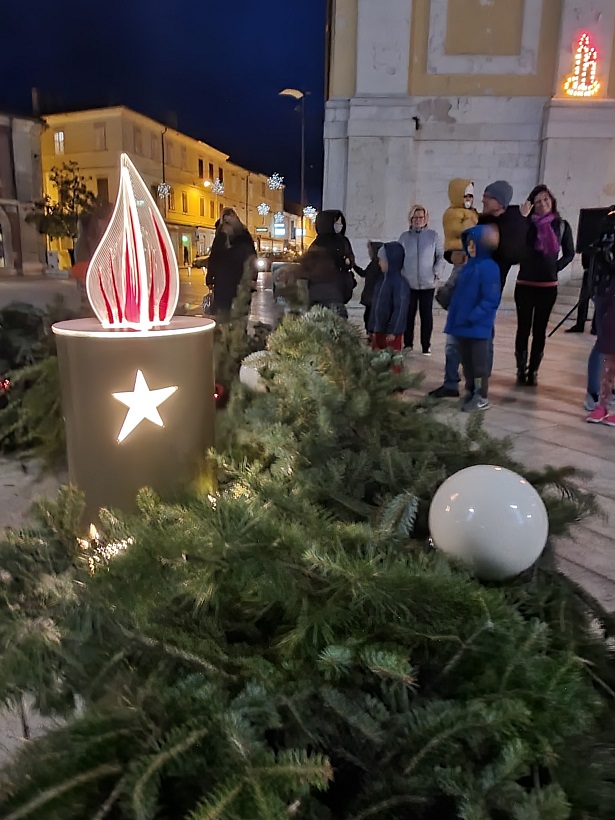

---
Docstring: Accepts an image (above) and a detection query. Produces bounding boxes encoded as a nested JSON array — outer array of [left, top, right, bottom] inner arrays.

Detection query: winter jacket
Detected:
[[443, 178, 479, 253], [479, 206, 529, 290], [398, 228, 445, 290], [369, 242, 411, 335], [304, 210, 356, 306], [517, 217, 575, 285], [356, 241, 383, 306], [206, 227, 256, 313], [444, 226, 502, 340]]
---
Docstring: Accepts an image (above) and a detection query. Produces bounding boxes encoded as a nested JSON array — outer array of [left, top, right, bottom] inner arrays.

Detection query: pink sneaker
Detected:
[[602, 413, 615, 427], [587, 406, 608, 423]]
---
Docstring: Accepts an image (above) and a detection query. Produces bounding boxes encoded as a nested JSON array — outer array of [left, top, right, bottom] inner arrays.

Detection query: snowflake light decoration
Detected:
[[211, 178, 224, 195], [268, 173, 284, 191], [157, 182, 171, 199], [257, 202, 271, 216], [274, 211, 285, 224], [303, 206, 317, 222]]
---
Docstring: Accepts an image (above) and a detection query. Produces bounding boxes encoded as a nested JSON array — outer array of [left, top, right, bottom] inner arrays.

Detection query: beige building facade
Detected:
[[325, 0, 615, 280], [40, 107, 286, 267], [0, 113, 46, 275]]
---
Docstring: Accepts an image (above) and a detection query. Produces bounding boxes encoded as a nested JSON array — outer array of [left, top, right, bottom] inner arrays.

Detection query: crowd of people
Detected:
[[203, 186, 615, 427]]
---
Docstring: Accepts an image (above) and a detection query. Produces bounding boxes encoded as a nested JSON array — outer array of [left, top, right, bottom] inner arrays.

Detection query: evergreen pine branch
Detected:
[[131, 727, 210, 820], [188, 780, 244, 820], [3, 764, 122, 820]]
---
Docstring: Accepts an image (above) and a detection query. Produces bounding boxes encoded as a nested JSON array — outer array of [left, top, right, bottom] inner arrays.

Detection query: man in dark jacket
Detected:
[[479, 180, 531, 290], [206, 208, 256, 318], [302, 210, 356, 317]]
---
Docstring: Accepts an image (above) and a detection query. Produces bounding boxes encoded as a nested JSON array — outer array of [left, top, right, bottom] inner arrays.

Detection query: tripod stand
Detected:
[[548, 299, 581, 337]]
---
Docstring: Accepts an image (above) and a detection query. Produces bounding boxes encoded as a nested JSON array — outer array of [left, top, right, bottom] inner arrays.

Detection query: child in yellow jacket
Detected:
[[442, 179, 479, 266]]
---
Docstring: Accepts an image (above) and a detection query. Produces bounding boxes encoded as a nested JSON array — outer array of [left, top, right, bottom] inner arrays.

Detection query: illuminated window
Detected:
[[54, 131, 65, 155], [168, 188, 175, 210], [182, 191, 188, 213], [199, 197, 205, 217], [94, 123, 107, 151], [96, 177, 109, 203]]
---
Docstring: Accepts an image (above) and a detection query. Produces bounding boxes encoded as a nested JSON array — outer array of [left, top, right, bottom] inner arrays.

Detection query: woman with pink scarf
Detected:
[[514, 185, 575, 386]]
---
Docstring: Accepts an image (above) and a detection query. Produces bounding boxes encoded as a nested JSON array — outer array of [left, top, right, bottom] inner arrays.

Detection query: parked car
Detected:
[[256, 251, 299, 272], [191, 255, 210, 269]]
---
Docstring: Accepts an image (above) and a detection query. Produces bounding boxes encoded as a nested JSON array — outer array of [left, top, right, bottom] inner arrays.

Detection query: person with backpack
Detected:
[[514, 185, 575, 386]]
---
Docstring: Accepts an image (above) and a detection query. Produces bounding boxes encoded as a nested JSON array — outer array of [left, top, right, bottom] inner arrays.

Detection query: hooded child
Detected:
[[442, 178, 479, 266], [369, 242, 411, 367], [355, 240, 384, 332], [444, 225, 501, 412]]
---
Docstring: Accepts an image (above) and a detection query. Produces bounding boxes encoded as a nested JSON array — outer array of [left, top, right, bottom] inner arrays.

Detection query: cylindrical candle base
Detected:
[[53, 317, 216, 524]]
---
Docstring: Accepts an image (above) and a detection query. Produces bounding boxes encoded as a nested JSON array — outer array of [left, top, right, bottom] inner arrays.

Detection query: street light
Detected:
[[279, 88, 307, 253]]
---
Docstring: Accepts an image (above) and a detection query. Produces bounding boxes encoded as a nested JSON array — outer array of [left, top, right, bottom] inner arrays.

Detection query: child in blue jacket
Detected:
[[444, 225, 501, 411], [369, 242, 411, 366]]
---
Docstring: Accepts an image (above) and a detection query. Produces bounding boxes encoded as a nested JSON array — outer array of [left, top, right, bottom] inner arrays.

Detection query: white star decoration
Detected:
[[112, 370, 177, 443]]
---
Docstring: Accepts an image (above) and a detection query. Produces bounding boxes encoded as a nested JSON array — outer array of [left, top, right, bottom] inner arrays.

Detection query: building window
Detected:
[[261, 182, 266, 197], [182, 191, 188, 213], [209, 200, 215, 219], [198, 158, 204, 178], [199, 197, 205, 217], [94, 123, 107, 151], [54, 131, 65, 155], [151, 134, 158, 160], [167, 142, 174, 167], [219, 202, 224, 217], [218, 167, 224, 184], [134, 127, 142, 155], [181, 146, 187, 169], [96, 177, 109, 203], [208, 162, 214, 182], [168, 188, 176, 210]]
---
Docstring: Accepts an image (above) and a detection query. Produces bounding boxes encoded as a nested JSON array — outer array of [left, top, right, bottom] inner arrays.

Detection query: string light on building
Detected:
[[564, 32, 600, 98], [157, 182, 171, 199], [257, 202, 271, 216], [268, 173, 284, 191], [303, 205, 317, 223], [211, 178, 224, 196]]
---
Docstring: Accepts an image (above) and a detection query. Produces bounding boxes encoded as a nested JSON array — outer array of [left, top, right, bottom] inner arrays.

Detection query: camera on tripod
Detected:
[[585, 208, 615, 296]]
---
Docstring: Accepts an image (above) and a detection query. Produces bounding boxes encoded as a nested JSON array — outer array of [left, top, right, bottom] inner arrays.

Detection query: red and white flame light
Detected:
[[86, 154, 179, 330]]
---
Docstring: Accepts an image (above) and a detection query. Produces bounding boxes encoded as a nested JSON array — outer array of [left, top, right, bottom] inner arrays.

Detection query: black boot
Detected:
[[515, 350, 528, 386], [526, 352, 543, 387]]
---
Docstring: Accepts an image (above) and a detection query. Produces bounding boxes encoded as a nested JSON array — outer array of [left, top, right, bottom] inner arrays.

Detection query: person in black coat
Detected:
[[302, 210, 356, 317], [206, 208, 257, 317], [514, 185, 575, 385]]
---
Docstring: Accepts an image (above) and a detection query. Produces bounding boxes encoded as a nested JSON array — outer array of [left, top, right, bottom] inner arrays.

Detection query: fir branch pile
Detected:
[[0, 308, 614, 819]]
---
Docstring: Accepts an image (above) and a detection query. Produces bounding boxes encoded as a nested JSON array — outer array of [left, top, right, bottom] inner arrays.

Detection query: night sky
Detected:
[[2, 0, 327, 205]]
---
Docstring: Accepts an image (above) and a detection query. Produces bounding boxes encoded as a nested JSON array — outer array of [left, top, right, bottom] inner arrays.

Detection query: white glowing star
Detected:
[[112, 370, 177, 443]]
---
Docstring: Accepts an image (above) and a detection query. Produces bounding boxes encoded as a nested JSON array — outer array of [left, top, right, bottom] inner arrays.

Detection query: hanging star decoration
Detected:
[[112, 369, 177, 443], [564, 32, 600, 98]]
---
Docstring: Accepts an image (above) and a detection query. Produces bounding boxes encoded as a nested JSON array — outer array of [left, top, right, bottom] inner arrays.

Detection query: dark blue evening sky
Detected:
[[2, 0, 327, 205]]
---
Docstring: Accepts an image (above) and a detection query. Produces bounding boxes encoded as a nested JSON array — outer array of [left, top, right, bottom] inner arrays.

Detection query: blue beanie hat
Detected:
[[484, 180, 513, 209]]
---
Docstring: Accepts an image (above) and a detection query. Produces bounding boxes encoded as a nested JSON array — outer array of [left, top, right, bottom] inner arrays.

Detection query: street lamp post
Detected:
[[279, 88, 307, 254]]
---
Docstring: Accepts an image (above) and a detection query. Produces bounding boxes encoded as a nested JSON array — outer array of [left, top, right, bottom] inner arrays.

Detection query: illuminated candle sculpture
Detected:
[[53, 154, 216, 524], [564, 32, 600, 98]]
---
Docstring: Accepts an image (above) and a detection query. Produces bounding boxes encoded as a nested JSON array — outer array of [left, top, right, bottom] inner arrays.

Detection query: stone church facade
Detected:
[[324, 0, 615, 279]]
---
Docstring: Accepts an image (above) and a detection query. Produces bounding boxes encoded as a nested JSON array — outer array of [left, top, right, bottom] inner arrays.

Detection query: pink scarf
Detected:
[[532, 212, 560, 256]]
